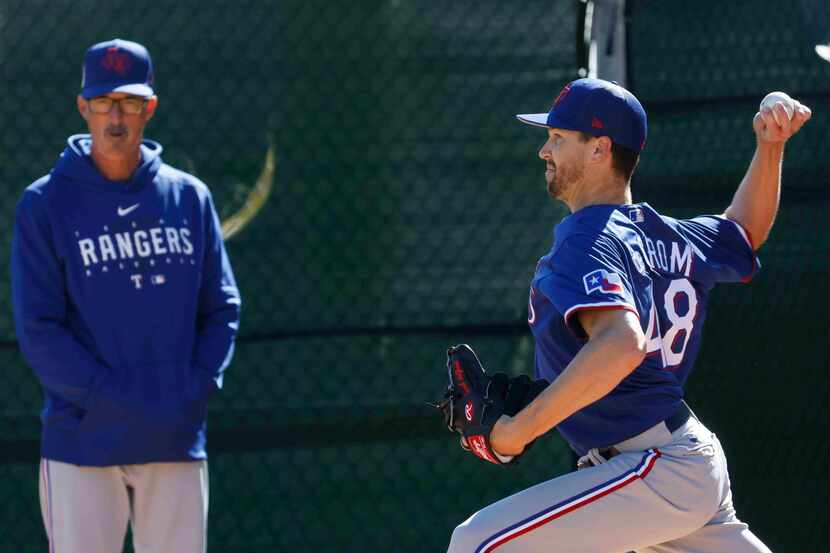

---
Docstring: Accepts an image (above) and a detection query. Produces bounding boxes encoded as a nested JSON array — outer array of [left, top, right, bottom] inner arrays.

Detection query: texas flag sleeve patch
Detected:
[[583, 269, 624, 295]]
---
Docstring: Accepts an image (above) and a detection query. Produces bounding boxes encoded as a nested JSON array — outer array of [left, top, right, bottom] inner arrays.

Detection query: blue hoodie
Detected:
[[12, 134, 241, 466]]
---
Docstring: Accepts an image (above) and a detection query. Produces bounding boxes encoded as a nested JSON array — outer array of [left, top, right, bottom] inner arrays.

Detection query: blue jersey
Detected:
[[528, 203, 757, 455]]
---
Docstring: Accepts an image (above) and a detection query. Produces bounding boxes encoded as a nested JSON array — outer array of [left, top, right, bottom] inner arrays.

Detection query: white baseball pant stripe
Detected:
[[447, 417, 773, 552], [39, 459, 208, 553]]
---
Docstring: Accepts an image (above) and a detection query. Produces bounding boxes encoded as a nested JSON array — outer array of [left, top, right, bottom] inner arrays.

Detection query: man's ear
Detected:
[[76, 95, 89, 121], [144, 96, 158, 122], [591, 136, 613, 163]]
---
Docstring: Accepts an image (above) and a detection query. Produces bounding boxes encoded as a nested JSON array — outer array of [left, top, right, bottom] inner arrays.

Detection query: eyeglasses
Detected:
[[87, 96, 147, 115]]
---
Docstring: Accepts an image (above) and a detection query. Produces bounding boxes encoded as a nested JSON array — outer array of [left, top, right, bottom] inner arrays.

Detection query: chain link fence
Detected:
[[1, 0, 828, 551]]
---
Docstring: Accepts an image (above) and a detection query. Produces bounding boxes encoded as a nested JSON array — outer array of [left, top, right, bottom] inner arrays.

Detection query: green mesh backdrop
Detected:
[[0, 0, 828, 551]]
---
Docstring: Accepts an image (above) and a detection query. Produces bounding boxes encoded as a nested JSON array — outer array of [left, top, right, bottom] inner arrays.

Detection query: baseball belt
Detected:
[[580, 401, 694, 468]]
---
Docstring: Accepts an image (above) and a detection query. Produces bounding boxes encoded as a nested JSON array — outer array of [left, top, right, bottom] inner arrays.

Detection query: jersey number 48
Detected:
[[644, 278, 698, 369]]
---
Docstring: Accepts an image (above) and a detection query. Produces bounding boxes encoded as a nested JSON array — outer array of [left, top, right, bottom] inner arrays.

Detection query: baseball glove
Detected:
[[433, 344, 548, 465]]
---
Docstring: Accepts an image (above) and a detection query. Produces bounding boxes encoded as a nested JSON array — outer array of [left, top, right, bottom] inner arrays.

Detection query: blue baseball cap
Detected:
[[517, 78, 647, 153], [80, 39, 154, 99]]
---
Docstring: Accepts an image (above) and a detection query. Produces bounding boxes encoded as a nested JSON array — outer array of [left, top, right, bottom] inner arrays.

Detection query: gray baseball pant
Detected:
[[447, 417, 772, 552], [39, 459, 208, 553]]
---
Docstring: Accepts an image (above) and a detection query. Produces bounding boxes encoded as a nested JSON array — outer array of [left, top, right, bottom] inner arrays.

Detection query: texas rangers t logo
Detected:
[[583, 269, 623, 295]]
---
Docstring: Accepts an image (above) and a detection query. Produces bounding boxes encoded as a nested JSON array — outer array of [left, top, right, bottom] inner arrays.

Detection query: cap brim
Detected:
[[516, 113, 551, 127], [81, 83, 154, 99], [518, 113, 587, 136]]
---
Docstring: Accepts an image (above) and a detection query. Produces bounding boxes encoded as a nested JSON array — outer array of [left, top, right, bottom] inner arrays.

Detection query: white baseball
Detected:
[[760, 91, 795, 121]]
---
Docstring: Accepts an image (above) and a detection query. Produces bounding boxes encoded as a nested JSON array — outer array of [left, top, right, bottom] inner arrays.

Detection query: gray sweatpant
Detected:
[[448, 417, 772, 552], [39, 459, 208, 553]]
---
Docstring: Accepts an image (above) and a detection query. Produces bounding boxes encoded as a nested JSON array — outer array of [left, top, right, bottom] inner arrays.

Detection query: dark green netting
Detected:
[[0, 0, 827, 551]]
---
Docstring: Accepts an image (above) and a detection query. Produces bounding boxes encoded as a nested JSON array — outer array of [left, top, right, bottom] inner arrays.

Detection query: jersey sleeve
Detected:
[[535, 233, 639, 338], [673, 215, 759, 284]]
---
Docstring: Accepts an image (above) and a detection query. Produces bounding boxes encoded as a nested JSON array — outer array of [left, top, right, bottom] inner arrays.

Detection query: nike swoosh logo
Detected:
[[118, 203, 140, 217]]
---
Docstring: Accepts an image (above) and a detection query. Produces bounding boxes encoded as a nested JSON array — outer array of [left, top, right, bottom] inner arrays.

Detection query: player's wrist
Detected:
[[491, 414, 526, 457], [755, 136, 786, 152]]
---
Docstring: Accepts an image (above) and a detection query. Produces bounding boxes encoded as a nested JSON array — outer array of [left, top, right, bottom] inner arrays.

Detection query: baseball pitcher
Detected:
[[439, 78, 810, 552]]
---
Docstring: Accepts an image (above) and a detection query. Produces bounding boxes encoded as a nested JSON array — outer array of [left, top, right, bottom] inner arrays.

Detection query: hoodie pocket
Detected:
[[75, 363, 218, 462], [80, 361, 210, 429], [138, 361, 213, 427], [43, 399, 86, 431]]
